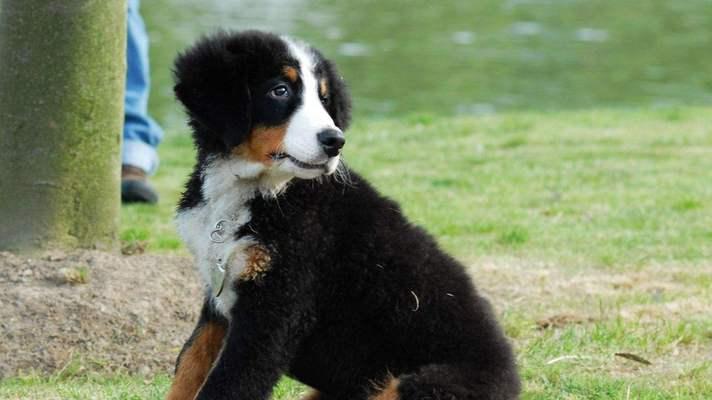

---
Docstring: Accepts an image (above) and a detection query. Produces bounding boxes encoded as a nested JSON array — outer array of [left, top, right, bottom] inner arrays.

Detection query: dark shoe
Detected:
[[121, 165, 158, 204]]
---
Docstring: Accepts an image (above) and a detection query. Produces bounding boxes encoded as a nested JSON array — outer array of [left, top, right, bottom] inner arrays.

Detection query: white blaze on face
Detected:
[[282, 37, 341, 177]]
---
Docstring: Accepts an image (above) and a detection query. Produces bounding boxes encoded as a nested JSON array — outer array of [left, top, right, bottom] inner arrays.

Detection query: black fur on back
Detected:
[[232, 174, 521, 399]]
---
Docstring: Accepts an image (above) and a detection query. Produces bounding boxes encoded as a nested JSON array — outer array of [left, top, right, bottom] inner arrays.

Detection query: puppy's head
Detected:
[[174, 30, 351, 180]]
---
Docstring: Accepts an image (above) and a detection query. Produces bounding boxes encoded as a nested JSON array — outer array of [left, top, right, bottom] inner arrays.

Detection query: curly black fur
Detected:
[[172, 30, 520, 400]]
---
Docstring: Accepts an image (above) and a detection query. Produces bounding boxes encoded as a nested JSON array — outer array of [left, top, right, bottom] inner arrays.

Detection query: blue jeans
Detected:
[[123, 0, 162, 175]]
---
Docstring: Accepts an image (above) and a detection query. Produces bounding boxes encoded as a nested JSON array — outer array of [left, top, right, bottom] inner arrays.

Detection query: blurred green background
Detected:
[[143, 0, 712, 127]]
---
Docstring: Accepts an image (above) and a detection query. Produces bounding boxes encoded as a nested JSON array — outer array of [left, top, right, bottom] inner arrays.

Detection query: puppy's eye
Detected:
[[320, 95, 330, 106], [270, 85, 290, 99]]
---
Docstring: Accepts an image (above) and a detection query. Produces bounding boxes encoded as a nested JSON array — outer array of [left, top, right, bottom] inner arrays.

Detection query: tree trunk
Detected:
[[0, 0, 126, 252]]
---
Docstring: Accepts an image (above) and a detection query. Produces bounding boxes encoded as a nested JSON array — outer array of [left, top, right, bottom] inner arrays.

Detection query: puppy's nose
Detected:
[[317, 128, 345, 157]]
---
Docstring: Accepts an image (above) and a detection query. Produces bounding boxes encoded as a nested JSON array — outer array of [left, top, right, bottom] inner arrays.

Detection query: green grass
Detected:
[[3, 106, 711, 398], [122, 106, 712, 267]]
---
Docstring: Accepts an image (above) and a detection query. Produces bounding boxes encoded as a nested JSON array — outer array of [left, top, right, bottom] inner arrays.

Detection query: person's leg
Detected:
[[123, 0, 162, 203]]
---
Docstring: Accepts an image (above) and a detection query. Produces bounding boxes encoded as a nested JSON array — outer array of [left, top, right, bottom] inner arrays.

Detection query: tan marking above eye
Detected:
[[319, 79, 329, 98], [232, 124, 287, 165], [283, 66, 299, 82]]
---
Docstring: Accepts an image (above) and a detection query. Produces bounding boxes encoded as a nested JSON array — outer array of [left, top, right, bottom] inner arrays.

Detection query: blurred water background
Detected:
[[143, 0, 712, 131]]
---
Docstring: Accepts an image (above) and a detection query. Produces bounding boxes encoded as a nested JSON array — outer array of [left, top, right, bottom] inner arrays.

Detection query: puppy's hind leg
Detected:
[[166, 300, 228, 400], [370, 363, 520, 400]]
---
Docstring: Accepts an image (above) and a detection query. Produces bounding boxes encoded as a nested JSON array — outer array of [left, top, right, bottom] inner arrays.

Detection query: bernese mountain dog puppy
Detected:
[[167, 30, 520, 400]]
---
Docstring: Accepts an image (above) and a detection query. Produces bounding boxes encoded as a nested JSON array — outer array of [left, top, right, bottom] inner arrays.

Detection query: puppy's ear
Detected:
[[322, 59, 352, 131], [174, 33, 251, 151]]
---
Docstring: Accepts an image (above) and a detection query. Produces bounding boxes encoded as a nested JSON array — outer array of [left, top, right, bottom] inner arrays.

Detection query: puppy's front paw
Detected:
[[238, 244, 271, 281]]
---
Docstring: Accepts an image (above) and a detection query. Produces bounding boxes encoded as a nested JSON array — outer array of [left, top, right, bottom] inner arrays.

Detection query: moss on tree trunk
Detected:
[[0, 0, 127, 251]]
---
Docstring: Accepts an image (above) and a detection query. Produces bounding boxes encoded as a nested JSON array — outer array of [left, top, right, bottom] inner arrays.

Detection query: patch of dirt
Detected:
[[535, 314, 595, 330], [0, 250, 202, 378], [469, 257, 712, 323]]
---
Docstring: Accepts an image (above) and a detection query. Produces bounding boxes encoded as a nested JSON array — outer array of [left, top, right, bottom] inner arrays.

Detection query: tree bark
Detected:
[[0, 0, 126, 252]]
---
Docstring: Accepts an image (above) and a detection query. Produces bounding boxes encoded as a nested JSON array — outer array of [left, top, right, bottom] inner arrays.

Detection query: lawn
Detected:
[[2, 106, 710, 399]]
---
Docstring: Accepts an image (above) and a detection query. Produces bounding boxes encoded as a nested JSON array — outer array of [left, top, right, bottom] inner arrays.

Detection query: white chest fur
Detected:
[[175, 157, 262, 317]]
